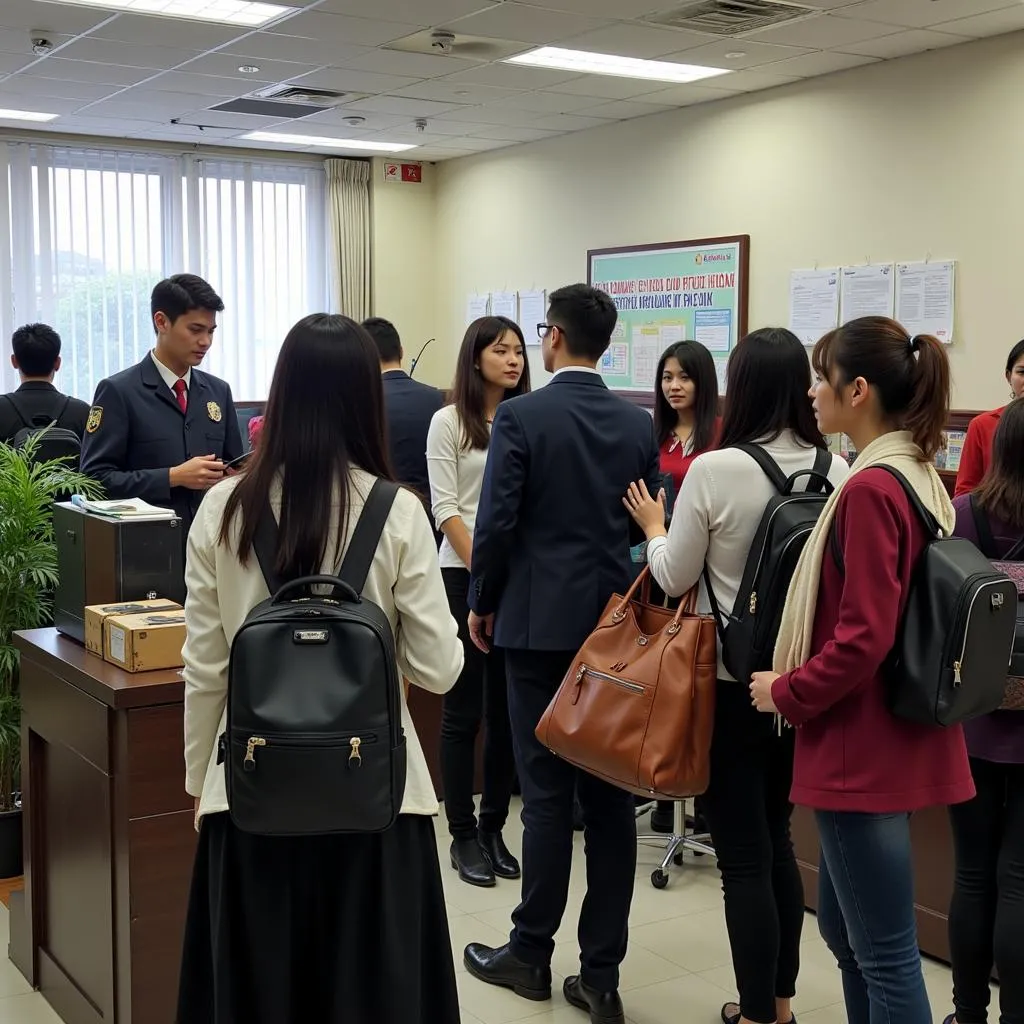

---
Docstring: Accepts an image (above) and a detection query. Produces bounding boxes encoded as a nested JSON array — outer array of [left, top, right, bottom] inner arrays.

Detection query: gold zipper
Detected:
[[349, 736, 362, 767], [243, 736, 266, 770], [572, 664, 644, 704]]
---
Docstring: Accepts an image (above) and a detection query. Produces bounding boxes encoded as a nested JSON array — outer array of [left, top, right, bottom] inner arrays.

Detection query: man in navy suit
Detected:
[[80, 274, 242, 538], [362, 316, 443, 513], [463, 284, 660, 1024]]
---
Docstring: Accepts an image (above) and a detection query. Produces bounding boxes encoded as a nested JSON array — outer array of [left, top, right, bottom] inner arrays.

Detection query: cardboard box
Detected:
[[84, 599, 182, 656], [103, 610, 187, 673]]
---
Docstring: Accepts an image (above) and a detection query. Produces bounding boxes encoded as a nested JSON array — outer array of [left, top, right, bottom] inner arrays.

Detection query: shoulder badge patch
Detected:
[[207, 401, 222, 423], [86, 407, 103, 434]]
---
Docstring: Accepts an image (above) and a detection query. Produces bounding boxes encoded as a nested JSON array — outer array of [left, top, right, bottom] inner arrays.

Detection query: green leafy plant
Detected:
[[0, 436, 103, 813]]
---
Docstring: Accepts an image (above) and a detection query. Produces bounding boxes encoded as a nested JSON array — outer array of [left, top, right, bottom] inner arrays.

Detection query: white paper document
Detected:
[[466, 293, 490, 325], [896, 261, 955, 344], [789, 268, 840, 345], [631, 327, 661, 390], [490, 290, 517, 322], [840, 265, 895, 322], [518, 289, 547, 345]]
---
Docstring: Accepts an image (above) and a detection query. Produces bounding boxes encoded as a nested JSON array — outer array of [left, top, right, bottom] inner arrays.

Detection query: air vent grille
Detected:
[[645, 0, 815, 36], [252, 84, 347, 105]]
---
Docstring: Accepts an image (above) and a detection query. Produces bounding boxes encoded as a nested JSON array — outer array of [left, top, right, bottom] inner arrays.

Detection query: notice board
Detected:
[[587, 235, 749, 396]]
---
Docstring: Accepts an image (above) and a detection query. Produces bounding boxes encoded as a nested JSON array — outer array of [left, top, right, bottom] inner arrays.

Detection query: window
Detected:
[[0, 141, 328, 402]]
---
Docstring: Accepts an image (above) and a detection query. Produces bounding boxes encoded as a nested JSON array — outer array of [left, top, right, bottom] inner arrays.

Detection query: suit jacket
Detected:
[[80, 357, 243, 532], [469, 371, 660, 652], [0, 381, 90, 444], [381, 370, 444, 504]]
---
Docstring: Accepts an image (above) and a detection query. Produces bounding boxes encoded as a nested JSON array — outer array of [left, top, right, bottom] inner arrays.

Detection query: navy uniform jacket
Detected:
[[468, 370, 660, 652], [80, 357, 243, 531], [381, 370, 443, 503]]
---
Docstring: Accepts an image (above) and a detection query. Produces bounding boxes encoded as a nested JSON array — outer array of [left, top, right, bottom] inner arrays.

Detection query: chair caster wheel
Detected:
[[673, 853, 684, 866], [651, 869, 668, 889]]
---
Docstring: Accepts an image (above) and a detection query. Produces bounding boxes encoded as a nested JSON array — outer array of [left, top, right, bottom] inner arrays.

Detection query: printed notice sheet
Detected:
[[631, 327, 661, 390], [466, 293, 490, 325], [840, 265, 895, 322], [518, 290, 547, 345], [896, 261, 955, 344], [789, 268, 840, 345], [490, 291, 517, 322]]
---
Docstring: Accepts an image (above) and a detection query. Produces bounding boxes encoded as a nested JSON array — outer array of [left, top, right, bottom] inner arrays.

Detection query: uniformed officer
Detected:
[[80, 274, 243, 536]]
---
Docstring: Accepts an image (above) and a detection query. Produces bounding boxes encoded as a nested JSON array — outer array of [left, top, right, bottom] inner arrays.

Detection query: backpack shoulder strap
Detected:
[[734, 443, 788, 492], [338, 480, 400, 594], [1006, 535, 1024, 561], [54, 395, 72, 426], [873, 465, 941, 537], [253, 502, 284, 597], [806, 447, 831, 494], [970, 493, 999, 560], [3, 393, 31, 430]]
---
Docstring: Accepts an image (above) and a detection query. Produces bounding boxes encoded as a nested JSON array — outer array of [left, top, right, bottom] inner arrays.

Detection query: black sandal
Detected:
[[721, 1005, 798, 1024]]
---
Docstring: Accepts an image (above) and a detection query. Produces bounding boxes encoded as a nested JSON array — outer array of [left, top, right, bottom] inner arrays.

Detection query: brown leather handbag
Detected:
[[535, 568, 718, 799]]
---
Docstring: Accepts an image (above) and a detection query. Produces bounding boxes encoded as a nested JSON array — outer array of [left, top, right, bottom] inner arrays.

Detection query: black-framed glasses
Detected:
[[536, 322, 555, 340]]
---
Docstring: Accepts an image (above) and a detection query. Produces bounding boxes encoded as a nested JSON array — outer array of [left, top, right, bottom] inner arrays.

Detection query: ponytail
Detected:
[[812, 316, 951, 461]]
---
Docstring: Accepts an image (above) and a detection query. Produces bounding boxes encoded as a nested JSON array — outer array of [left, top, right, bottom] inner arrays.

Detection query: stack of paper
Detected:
[[70, 496, 176, 521]]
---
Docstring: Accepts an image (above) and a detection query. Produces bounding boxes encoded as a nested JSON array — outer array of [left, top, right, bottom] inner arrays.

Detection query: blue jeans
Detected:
[[815, 810, 932, 1024]]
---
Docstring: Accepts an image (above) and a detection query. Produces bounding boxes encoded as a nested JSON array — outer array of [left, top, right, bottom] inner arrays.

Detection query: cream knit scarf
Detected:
[[773, 429, 955, 674]]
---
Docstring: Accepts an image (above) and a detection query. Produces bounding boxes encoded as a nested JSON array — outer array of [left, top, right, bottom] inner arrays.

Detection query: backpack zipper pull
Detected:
[[349, 737, 362, 767], [953, 661, 962, 686], [244, 736, 266, 771], [749, 592, 758, 614]]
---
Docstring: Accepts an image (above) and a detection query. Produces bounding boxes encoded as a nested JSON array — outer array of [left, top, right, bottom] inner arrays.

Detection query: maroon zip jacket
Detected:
[[772, 468, 975, 813]]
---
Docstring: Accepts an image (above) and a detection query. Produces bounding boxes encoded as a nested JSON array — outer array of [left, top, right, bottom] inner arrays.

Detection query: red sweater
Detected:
[[954, 407, 1002, 497], [772, 469, 974, 813], [659, 417, 722, 493]]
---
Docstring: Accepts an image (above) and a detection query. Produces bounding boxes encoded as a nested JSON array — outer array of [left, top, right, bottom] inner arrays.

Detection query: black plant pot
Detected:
[[0, 807, 23, 879]]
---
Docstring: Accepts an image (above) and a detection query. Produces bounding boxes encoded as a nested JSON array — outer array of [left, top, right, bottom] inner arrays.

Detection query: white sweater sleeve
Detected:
[[182, 503, 231, 798], [393, 491, 464, 694], [646, 458, 714, 598], [426, 407, 461, 531]]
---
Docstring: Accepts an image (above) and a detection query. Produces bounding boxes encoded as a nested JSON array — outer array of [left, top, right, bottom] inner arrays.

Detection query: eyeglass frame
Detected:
[[536, 322, 562, 341]]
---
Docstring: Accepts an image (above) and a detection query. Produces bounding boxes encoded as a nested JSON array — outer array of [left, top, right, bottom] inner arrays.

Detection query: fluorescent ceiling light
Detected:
[[36, 0, 297, 27], [242, 131, 417, 153], [505, 46, 731, 84], [0, 108, 59, 122]]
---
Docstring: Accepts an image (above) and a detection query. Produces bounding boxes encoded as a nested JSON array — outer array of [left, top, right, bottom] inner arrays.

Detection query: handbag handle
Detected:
[[270, 575, 360, 605], [612, 567, 697, 631]]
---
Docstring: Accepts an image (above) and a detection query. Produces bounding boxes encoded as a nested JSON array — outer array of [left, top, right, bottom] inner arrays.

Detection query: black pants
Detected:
[[505, 648, 637, 992], [949, 756, 1024, 1024], [441, 567, 515, 840], [700, 680, 804, 1024]]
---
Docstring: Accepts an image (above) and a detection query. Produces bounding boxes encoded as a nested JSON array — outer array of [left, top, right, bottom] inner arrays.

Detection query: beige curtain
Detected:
[[325, 158, 371, 320]]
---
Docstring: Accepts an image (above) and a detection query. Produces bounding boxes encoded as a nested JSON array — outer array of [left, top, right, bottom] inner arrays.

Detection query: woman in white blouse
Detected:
[[178, 314, 464, 1024], [624, 328, 849, 1024], [427, 315, 530, 888]]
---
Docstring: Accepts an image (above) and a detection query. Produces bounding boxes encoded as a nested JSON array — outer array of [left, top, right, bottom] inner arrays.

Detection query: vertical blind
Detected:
[[0, 141, 329, 402]]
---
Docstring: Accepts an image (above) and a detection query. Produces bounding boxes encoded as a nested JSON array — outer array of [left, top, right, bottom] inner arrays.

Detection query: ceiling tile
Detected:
[[0, 74, 122, 102], [0, 53, 35, 75], [79, 90, 223, 117], [341, 94, 466, 116], [548, 74, 671, 100], [337, 49, 476, 79], [178, 53, 322, 82], [435, 103, 541, 126], [470, 125, 562, 142], [530, 112, 614, 132], [831, 0, 1014, 29], [558, 23, 703, 59], [576, 98, 674, 119], [0, 0, 112, 33], [32, 58, 156, 86], [54, 37, 200, 70], [761, 50, 880, 76], [63, 116, 164, 135], [451, 136, 518, 151], [389, 79, 525, 103], [289, 67, 423, 93], [263, 12, 420, 46], [231, 35, 370, 65], [395, 117, 492, 135], [316, 0, 500, 24], [838, 28, 970, 58], [172, 108, 295, 130], [631, 82, 745, 106], [524, 0, 666, 16], [442, 4, 612, 45], [89, 12, 247, 48], [480, 89, 612, 114], [785, 0, 881, 7], [296, 108, 408, 130], [681, 68, 802, 93], [0, 94, 84, 116], [439, 62, 578, 89], [663, 38, 811, 71], [145, 72, 250, 97], [938, 7, 1024, 37], [0, 30, 74, 57], [749, 14, 899, 47]]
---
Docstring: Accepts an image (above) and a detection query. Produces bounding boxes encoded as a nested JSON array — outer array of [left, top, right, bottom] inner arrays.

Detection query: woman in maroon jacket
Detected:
[[750, 316, 975, 1024]]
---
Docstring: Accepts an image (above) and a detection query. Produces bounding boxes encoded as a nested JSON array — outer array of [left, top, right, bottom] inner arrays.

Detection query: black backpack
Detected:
[[705, 445, 834, 684], [5, 394, 82, 467], [969, 494, 1024, 679], [830, 467, 1017, 726], [220, 479, 407, 835]]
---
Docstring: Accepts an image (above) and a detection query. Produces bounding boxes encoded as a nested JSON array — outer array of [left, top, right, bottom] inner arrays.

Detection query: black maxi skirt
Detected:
[[176, 812, 461, 1024]]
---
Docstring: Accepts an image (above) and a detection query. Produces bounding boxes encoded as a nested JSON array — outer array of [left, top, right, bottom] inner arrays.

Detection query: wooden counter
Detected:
[[9, 628, 196, 1024]]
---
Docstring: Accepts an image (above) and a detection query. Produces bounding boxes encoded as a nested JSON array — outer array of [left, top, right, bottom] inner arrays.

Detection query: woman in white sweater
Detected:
[[427, 315, 530, 887], [625, 328, 849, 1024], [177, 314, 464, 1023]]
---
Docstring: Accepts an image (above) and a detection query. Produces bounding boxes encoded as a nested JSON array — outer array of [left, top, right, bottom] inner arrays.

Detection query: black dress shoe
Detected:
[[450, 838, 496, 888], [563, 976, 625, 1024], [478, 830, 521, 879], [649, 801, 675, 834], [464, 942, 551, 1001]]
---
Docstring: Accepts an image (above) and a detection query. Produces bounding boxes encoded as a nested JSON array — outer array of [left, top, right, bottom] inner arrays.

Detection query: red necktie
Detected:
[[173, 378, 188, 414]]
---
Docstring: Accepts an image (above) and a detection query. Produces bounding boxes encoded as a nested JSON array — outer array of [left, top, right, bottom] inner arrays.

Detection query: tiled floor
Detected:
[[0, 800, 970, 1023]]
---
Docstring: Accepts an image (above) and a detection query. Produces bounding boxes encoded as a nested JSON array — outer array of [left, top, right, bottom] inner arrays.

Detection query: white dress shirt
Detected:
[[550, 364, 603, 379], [151, 350, 191, 393]]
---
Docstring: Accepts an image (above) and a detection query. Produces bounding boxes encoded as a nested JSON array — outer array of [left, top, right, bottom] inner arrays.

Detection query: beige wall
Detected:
[[426, 31, 1024, 409], [368, 157, 446, 386]]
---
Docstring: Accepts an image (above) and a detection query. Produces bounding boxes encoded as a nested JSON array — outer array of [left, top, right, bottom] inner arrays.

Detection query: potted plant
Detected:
[[0, 435, 101, 877]]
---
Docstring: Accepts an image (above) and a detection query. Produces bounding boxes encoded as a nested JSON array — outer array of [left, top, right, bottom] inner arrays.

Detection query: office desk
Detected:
[[9, 629, 195, 1024]]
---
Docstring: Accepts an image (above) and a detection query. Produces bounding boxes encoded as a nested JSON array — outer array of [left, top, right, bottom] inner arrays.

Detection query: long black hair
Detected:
[[719, 327, 823, 450], [220, 313, 393, 578], [652, 340, 718, 452], [449, 316, 530, 450], [974, 399, 1024, 530]]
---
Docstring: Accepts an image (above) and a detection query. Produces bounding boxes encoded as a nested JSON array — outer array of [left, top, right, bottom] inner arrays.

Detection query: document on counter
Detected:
[[519, 289, 547, 345], [840, 264, 895, 322], [466, 293, 490, 325], [896, 261, 955, 344], [789, 268, 839, 345], [490, 290, 517, 322]]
